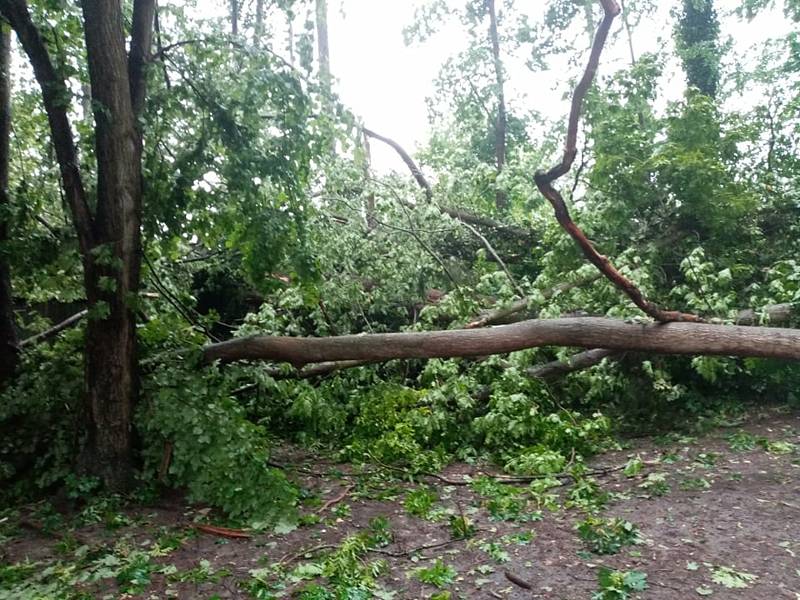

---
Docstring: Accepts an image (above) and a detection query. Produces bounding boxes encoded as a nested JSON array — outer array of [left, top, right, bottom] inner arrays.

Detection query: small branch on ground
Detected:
[[317, 484, 355, 515], [504, 570, 533, 590], [194, 524, 251, 539]]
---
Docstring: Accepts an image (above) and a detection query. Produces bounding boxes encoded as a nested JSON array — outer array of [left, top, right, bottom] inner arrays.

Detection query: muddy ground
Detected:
[[2, 405, 799, 599]]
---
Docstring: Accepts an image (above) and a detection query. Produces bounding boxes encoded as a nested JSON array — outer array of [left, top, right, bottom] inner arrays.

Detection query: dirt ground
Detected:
[[2, 405, 799, 599]]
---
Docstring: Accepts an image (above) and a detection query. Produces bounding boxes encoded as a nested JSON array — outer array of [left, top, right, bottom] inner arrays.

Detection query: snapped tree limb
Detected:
[[362, 126, 533, 240], [533, 0, 700, 324]]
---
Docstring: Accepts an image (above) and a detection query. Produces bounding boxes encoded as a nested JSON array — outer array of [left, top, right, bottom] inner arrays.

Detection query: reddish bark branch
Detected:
[[533, 0, 700, 324]]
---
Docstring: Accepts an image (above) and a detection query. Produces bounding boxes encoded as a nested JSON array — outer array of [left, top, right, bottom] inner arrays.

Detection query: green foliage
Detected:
[[638, 473, 670, 497], [137, 360, 297, 525], [404, 488, 438, 519], [0, 330, 84, 501], [592, 568, 648, 600], [576, 517, 641, 555], [414, 559, 456, 588], [710, 565, 758, 589]]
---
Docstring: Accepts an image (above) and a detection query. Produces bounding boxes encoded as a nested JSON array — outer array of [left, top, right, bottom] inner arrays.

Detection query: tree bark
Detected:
[[202, 317, 800, 367], [525, 302, 798, 380], [0, 23, 17, 385], [486, 0, 508, 210], [77, 0, 148, 491]]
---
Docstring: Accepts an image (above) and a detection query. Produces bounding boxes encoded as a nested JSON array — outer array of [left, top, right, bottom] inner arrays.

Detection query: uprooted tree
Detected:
[[0, 0, 798, 517]]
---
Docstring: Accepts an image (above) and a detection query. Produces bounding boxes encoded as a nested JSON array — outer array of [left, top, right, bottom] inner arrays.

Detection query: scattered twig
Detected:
[[369, 536, 468, 558], [317, 484, 355, 515], [504, 570, 533, 589], [279, 543, 337, 566], [194, 524, 251, 539]]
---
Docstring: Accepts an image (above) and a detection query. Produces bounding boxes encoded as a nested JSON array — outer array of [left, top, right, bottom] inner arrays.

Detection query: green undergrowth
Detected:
[[1, 312, 795, 528]]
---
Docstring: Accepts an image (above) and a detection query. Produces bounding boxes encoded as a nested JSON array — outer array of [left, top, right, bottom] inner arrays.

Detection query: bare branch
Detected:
[[363, 125, 534, 239], [363, 127, 432, 200], [527, 348, 619, 380], [533, 0, 700, 324], [20, 310, 88, 348], [460, 220, 524, 296], [465, 274, 601, 328]]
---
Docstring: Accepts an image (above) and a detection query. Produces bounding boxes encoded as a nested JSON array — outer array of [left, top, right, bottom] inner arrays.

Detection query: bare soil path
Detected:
[[2, 406, 798, 599]]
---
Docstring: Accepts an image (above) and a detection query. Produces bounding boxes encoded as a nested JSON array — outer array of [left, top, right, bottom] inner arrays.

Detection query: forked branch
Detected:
[[533, 0, 700, 323]]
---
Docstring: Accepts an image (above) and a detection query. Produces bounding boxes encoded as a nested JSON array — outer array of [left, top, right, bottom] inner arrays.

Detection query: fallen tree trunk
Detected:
[[203, 317, 800, 367], [522, 303, 798, 380]]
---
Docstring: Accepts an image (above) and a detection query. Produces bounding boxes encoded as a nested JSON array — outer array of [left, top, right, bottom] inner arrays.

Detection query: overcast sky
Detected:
[[320, 0, 791, 172]]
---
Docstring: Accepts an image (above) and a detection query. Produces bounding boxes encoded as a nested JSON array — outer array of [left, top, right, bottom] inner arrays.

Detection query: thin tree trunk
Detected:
[[0, 23, 17, 385], [362, 130, 377, 231], [287, 12, 295, 66], [230, 0, 239, 36], [487, 0, 508, 210], [315, 0, 331, 96], [619, 0, 636, 66], [254, 0, 264, 47]]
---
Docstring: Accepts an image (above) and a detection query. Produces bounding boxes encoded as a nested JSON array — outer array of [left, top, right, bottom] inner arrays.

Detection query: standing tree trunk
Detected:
[[1, 0, 154, 490], [254, 0, 264, 46], [486, 0, 508, 210], [78, 0, 149, 490], [0, 23, 17, 386], [315, 0, 331, 97], [230, 0, 239, 36]]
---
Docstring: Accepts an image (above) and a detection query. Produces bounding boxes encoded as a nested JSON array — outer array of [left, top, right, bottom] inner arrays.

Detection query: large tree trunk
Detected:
[[78, 0, 146, 490], [2, 0, 153, 488], [0, 24, 17, 386], [78, 0, 153, 490], [202, 317, 800, 366]]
